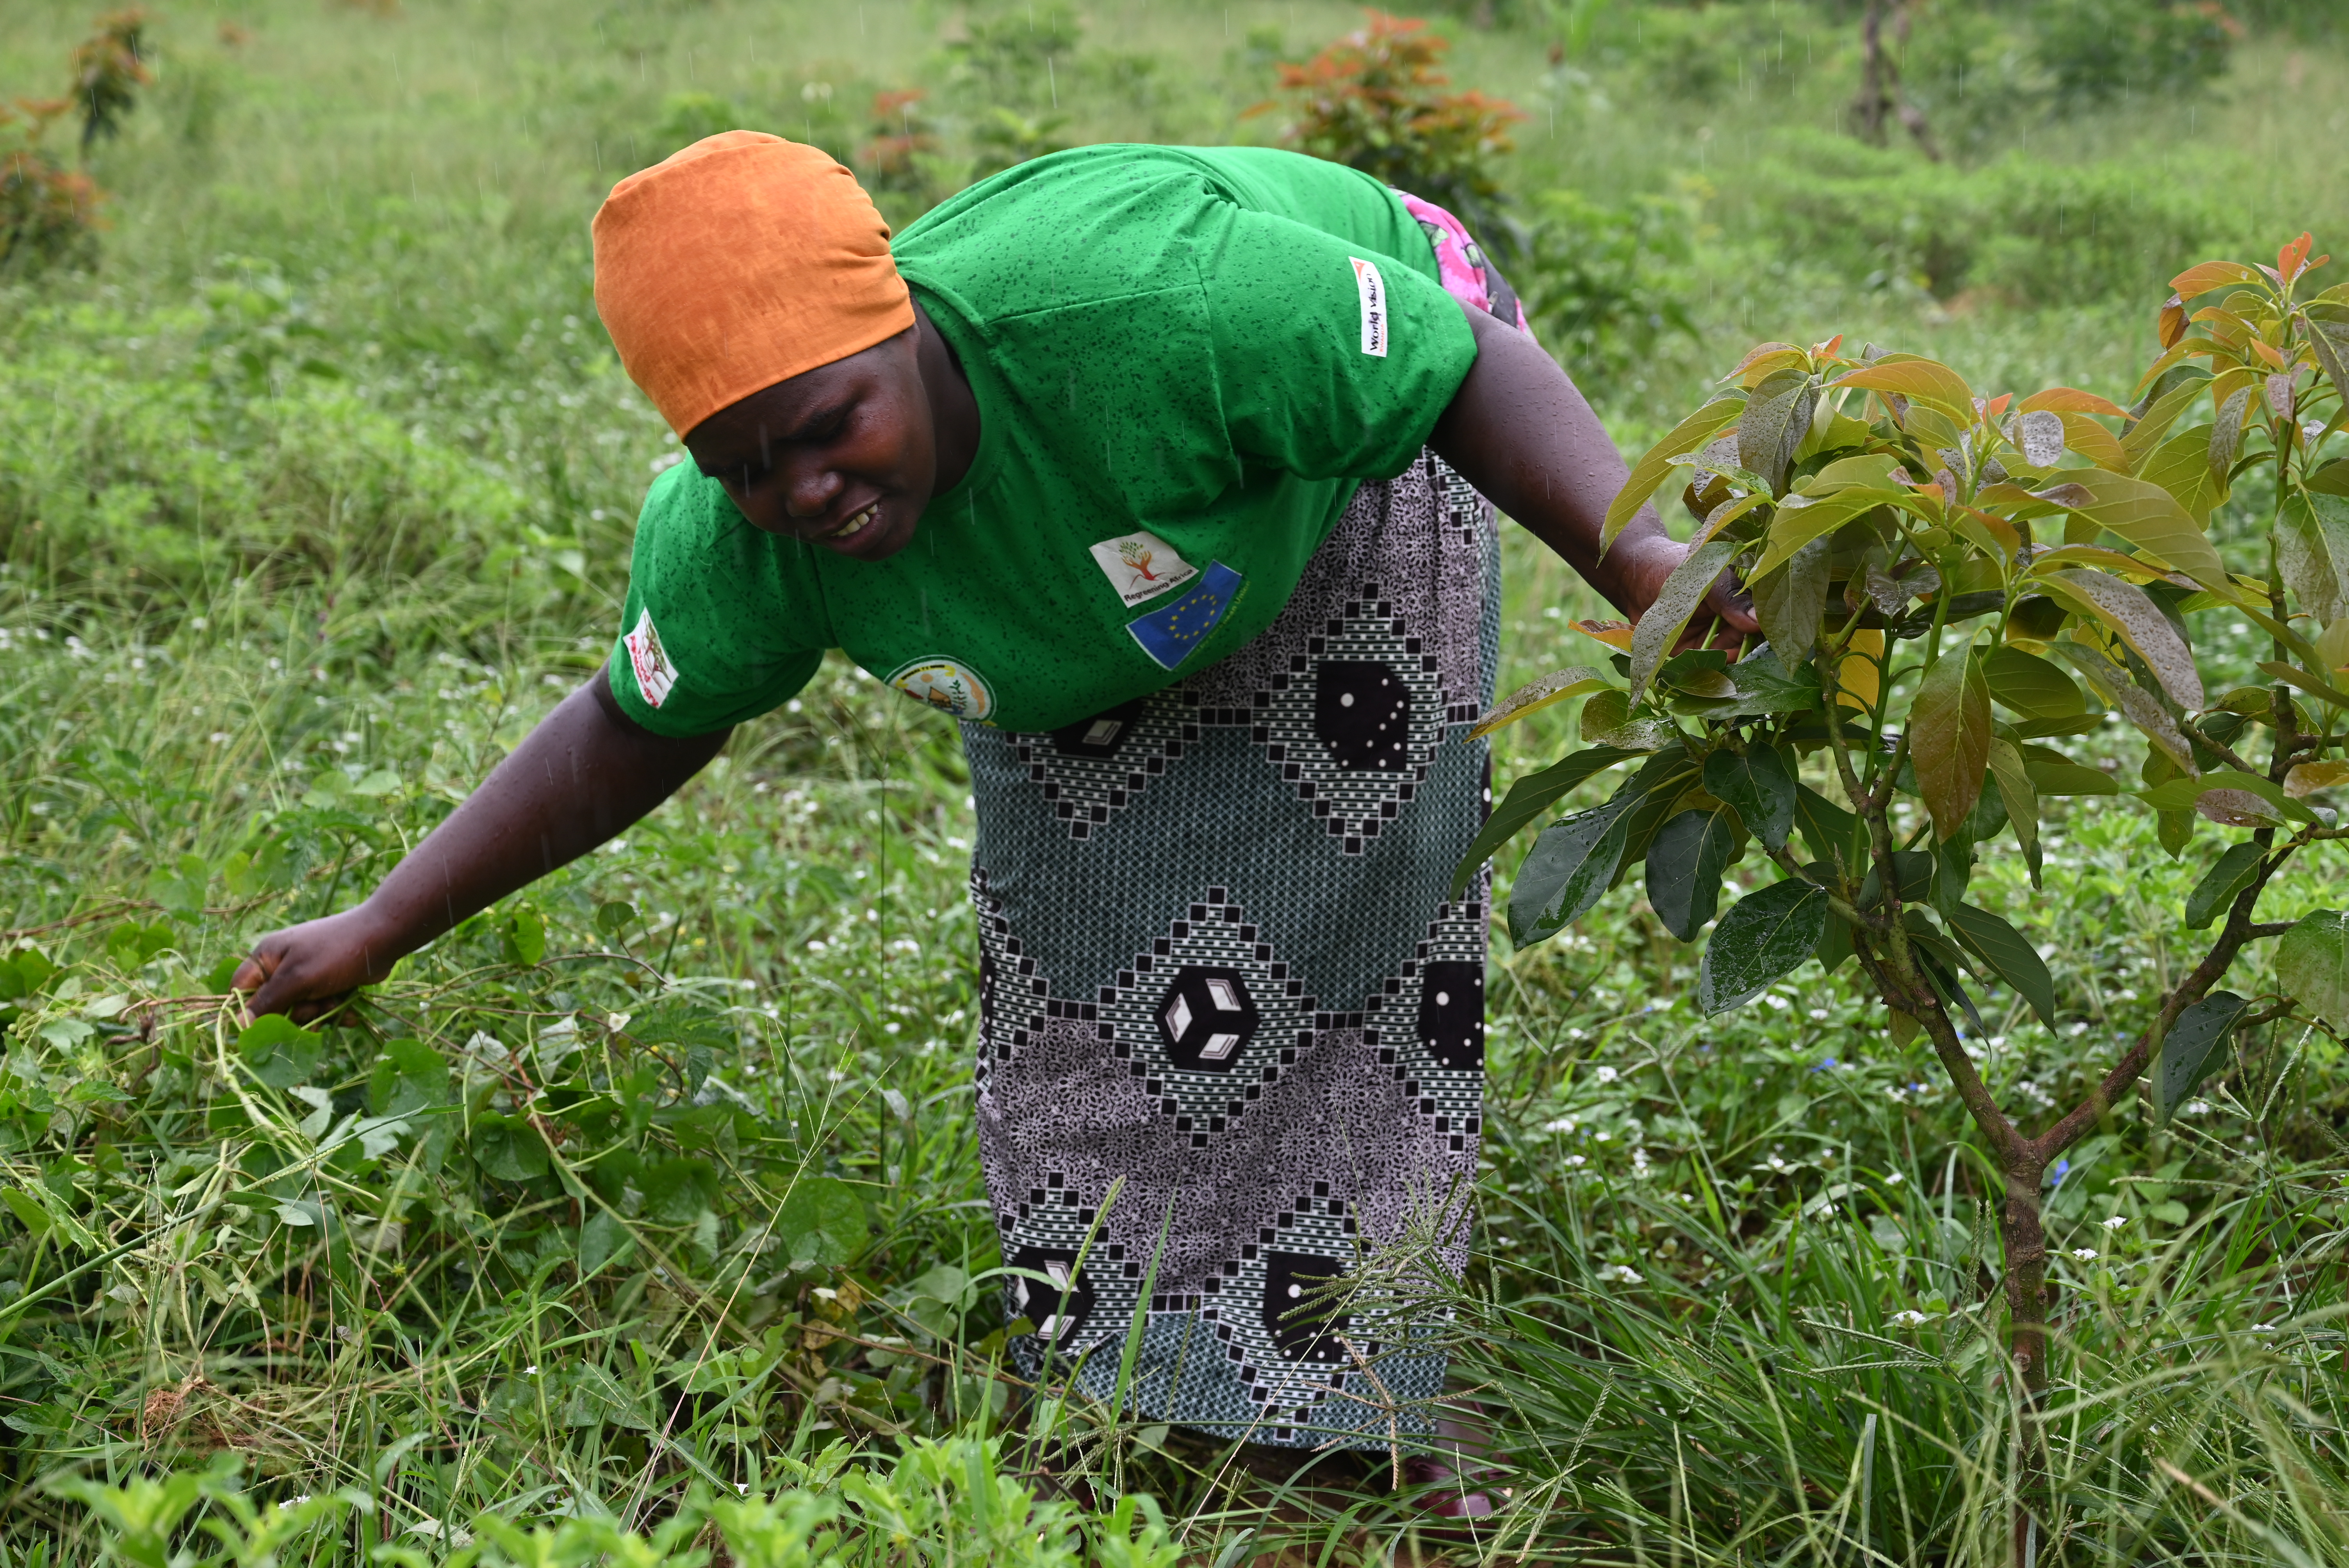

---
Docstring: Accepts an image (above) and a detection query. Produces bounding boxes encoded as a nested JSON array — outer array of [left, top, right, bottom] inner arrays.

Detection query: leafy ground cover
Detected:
[[3, 1, 2348, 1562]]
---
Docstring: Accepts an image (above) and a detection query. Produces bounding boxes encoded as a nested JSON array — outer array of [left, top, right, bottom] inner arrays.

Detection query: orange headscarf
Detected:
[[592, 131, 914, 438]]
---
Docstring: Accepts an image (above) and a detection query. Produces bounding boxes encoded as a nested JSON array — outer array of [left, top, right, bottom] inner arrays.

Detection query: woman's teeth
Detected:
[[831, 505, 877, 540]]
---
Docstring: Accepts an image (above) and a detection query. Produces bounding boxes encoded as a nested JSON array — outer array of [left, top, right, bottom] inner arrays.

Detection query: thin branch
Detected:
[[1854, 931, 2026, 1165], [2028, 828, 2279, 1160]]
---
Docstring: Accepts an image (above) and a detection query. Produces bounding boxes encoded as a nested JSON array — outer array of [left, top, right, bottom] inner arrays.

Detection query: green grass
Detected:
[[4, 0, 2349, 1562]]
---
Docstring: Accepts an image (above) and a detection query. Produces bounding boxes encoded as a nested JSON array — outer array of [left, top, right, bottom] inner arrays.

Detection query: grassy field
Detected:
[[4, 0, 2349, 1562]]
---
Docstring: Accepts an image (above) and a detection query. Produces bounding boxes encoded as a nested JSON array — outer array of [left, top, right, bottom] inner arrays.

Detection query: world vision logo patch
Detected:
[[624, 609, 679, 709], [886, 656, 994, 722], [1086, 529, 1199, 608], [1350, 256, 1388, 358]]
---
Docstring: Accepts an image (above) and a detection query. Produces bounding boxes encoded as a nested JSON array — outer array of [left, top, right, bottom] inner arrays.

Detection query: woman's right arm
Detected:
[[233, 668, 733, 1022]]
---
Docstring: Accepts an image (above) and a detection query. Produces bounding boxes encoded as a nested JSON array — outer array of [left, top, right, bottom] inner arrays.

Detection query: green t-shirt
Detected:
[[607, 143, 1479, 737]]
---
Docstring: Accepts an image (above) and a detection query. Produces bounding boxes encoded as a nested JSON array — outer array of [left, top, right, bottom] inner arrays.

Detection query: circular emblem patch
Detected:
[[885, 656, 994, 722]]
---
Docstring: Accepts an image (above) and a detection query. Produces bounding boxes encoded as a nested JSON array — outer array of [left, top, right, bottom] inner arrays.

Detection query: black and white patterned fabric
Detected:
[[961, 454, 1499, 1447]]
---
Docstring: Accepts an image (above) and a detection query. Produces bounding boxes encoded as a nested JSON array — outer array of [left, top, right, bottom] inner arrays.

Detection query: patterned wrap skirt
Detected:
[[958, 190, 1515, 1448], [961, 456, 1500, 1448]]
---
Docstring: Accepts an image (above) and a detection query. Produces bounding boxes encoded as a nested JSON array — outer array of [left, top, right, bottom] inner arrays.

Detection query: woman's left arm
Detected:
[[1429, 305, 1754, 641]]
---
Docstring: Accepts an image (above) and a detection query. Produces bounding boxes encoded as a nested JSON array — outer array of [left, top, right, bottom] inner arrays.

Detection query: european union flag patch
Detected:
[[1126, 560, 1243, 671]]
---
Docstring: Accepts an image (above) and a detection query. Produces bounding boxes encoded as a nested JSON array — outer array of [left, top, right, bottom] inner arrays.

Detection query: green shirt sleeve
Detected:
[[1196, 201, 1479, 483], [605, 464, 828, 737]]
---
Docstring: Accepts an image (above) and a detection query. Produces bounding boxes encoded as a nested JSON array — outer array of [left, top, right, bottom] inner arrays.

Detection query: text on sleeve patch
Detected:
[[1349, 257, 1388, 358]]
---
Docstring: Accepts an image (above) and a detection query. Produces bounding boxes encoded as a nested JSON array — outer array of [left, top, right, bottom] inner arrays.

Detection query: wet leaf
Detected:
[[2140, 768, 2304, 822], [1470, 666, 1610, 739], [2185, 841, 2263, 929], [1645, 806, 1742, 942], [2120, 375, 2212, 469], [1658, 652, 1735, 698], [501, 906, 546, 966], [2014, 410, 2065, 467], [2303, 303, 2349, 401], [1982, 646, 2086, 718], [1749, 488, 1907, 581], [1750, 536, 1829, 662], [2023, 758, 2120, 796], [2155, 991, 2249, 1125], [1626, 538, 1738, 704], [2033, 471, 2229, 593], [2158, 295, 2188, 349], [1794, 782, 1861, 868], [1450, 745, 1647, 898], [2017, 387, 2131, 419], [2286, 760, 2349, 798], [2194, 789, 2282, 828], [2057, 413, 2130, 472], [1508, 799, 1638, 948], [1702, 745, 1796, 850], [2038, 572, 2204, 710], [2134, 425, 2231, 525], [2169, 259, 2264, 296], [1689, 648, 1819, 720], [1579, 689, 1678, 752], [1912, 634, 1990, 842], [1831, 357, 1974, 421], [1798, 453, 1905, 494], [1699, 879, 1830, 1015], [2277, 909, 2349, 1031], [1605, 396, 1745, 549], [1985, 738, 2041, 886], [1738, 367, 1811, 494], [2209, 385, 2255, 478], [2277, 493, 2349, 625], [1946, 903, 2057, 1030]]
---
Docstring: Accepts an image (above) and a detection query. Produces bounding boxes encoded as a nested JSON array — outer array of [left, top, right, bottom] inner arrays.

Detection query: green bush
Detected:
[[941, 3, 1084, 113], [1621, 0, 1835, 103], [2034, 0, 2238, 105], [1741, 130, 2237, 303], [1517, 186, 1700, 401]]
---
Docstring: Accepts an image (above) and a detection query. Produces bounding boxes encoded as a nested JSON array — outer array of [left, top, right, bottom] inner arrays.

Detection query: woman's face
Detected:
[[682, 324, 934, 561]]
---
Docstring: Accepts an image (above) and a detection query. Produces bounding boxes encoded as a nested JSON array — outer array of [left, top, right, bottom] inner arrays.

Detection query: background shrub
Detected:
[[1739, 128, 2238, 302]]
